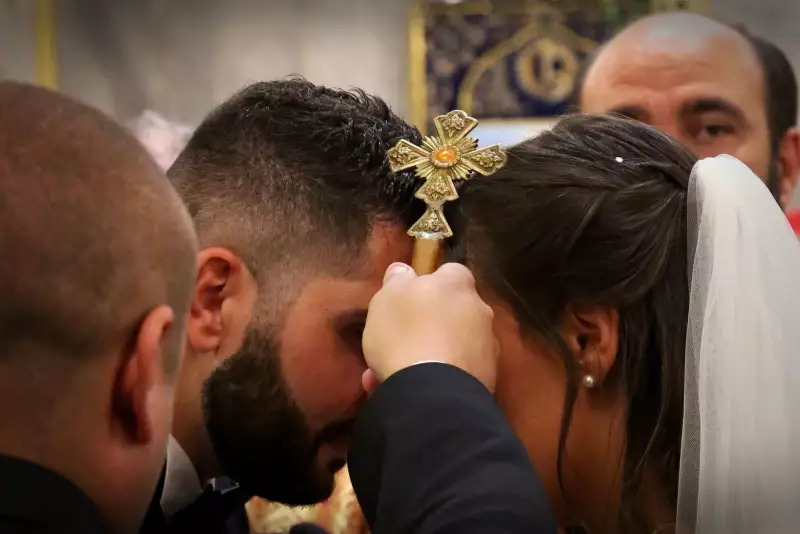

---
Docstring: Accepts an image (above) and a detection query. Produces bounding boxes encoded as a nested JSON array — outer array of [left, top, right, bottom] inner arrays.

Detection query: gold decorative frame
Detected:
[[34, 0, 58, 89], [407, 0, 429, 133]]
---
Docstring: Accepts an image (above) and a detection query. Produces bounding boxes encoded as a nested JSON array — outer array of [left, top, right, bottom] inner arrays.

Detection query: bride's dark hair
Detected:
[[453, 114, 698, 531]]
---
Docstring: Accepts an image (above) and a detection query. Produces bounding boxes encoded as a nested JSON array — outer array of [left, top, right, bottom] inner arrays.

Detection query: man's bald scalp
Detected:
[[612, 11, 746, 46], [578, 12, 761, 107], [0, 82, 197, 371]]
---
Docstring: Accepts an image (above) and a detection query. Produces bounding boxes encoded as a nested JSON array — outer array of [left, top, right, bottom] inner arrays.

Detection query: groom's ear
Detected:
[[562, 305, 619, 387]]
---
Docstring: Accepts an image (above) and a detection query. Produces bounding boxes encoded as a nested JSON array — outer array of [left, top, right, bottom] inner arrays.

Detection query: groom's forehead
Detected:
[[287, 221, 412, 310], [363, 221, 414, 273], [276, 223, 412, 356]]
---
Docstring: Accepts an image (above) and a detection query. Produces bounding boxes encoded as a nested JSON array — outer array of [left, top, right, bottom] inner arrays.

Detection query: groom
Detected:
[[140, 78, 424, 533]]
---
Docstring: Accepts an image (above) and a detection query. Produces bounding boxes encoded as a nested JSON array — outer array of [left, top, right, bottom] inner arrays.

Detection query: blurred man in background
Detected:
[[578, 12, 800, 212], [0, 82, 198, 534]]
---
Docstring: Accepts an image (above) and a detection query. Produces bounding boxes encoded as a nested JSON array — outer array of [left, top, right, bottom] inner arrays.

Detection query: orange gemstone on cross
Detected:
[[431, 146, 459, 167]]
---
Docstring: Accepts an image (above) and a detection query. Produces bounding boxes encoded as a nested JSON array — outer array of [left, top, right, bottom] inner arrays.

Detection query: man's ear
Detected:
[[112, 305, 175, 445], [562, 305, 619, 387], [189, 247, 256, 356], [777, 128, 800, 209]]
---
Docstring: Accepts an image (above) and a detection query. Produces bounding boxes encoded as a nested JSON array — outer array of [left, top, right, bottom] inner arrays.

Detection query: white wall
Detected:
[[52, 0, 413, 125], [711, 0, 800, 84], [0, 0, 37, 83], [1, 0, 413, 123]]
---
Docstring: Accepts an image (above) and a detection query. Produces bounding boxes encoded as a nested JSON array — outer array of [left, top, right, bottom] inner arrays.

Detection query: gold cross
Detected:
[[387, 110, 507, 273]]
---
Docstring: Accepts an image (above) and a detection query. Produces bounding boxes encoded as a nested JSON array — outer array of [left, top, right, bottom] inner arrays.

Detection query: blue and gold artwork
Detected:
[[409, 0, 645, 133]]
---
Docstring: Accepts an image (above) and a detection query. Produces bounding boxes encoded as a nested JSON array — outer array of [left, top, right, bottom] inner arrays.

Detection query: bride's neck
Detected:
[[573, 463, 673, 534], [619, 470, 675, 534]]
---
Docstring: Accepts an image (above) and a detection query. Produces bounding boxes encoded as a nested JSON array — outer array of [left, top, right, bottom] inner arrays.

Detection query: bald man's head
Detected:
[[578, 12, 800, 208], [0, 83, 196, 368], [0, 82, 198, 533]]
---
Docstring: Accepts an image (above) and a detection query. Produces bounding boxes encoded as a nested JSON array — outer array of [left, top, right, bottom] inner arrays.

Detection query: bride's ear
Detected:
[[562, 305, 619, 388]]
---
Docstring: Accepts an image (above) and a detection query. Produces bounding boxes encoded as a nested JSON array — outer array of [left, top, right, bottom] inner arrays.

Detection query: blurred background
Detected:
[[1, 0, 798, 204]]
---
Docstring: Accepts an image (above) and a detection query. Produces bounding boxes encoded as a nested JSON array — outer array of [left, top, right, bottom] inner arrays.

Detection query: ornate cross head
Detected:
[[387, 110, 507, 239]]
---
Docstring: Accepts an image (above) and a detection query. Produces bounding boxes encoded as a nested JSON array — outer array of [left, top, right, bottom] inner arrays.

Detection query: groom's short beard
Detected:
[[201, 326, 336, 505]]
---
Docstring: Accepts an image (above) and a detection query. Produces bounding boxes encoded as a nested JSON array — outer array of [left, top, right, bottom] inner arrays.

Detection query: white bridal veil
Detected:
[[677, 155, 800, 533]]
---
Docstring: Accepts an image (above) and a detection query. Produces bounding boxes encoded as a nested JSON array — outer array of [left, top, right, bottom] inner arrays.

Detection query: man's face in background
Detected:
[[579, 14, 800, 207], [201, 222, 412, 505]]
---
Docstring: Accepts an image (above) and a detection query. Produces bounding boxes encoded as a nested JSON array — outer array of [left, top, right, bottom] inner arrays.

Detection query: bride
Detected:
[[448, 114, 800, 533]]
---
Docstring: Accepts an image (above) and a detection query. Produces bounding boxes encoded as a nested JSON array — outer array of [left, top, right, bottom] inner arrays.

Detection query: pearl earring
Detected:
[[582, 375, 596, 388]]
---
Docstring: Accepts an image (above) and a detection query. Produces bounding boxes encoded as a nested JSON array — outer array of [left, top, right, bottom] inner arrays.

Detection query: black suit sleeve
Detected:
[[347, 363, 557, 534]]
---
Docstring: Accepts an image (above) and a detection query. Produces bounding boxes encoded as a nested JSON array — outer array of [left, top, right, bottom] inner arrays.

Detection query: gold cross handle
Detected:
[[387, 110, 507, 274]]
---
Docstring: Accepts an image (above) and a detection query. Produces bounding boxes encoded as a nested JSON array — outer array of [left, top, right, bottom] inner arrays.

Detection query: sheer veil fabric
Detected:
[[677, 155, 800, 533]]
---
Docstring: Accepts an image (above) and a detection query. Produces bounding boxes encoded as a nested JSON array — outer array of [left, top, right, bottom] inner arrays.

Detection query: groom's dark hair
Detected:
[[168, 77, 422, 311], [455, 114, 697, 532]]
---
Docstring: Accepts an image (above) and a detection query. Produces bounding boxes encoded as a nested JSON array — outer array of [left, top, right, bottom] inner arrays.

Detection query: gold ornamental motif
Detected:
[[387, 144, 417, 168], [415, 210, 451, 235], [470, 147, 505, 170], [440, 112, 467, 137], [387, 110, 507, 239]]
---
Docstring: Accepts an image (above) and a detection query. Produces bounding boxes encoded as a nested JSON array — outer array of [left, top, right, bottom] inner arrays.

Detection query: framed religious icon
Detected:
[[408, 0, 708, 145]]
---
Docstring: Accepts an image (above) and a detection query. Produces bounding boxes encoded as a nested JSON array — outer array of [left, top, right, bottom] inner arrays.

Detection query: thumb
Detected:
[[383, 262, 416, 286]]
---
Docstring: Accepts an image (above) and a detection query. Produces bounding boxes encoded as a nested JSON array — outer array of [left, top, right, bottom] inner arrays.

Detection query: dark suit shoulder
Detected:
[[348, 363, 557, 534], [0, 454, 108, 534]]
